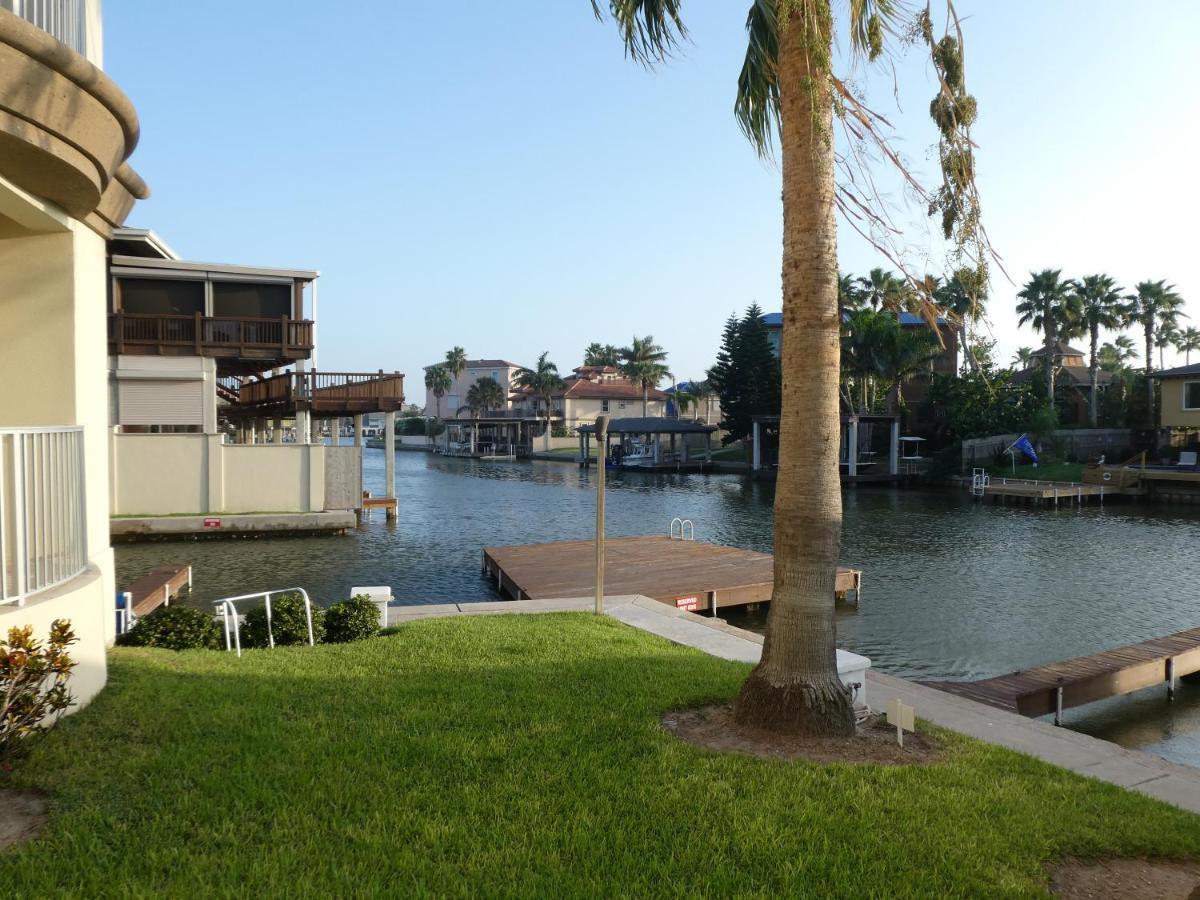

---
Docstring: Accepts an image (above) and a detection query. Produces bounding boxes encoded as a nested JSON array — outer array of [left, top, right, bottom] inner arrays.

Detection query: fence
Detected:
[[960, 429, 1132, 472], [0, 426, 88, 606], [4, 0, 88, 56]]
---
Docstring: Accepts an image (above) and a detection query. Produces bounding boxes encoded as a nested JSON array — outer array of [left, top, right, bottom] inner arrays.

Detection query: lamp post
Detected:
[[594, 415, 608, 614]]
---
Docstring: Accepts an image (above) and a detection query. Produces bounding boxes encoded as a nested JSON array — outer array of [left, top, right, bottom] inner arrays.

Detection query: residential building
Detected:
[[0, 2, 147, 706], [1151, 363, 1200, 433], [512, 366, 670, 429], [423, 359, 523, 417], [106, 229, 405, 533], [1014, 341, 1111, 425]]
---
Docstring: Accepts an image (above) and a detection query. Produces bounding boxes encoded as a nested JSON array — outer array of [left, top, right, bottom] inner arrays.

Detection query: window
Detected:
[[212, 281, 291, 319], [118, 278, 204, 315], [601, 400, 609, 412], [1184, 382, 1200, 410], [618, 401, 626, 409]]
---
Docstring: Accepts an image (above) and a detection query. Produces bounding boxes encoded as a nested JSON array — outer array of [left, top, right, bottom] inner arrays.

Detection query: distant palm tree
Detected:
[[444, 347, 467, 382], [856, 267, 907, 311], [1177, 327, 1200, 365], [466, 376, 505, 414], [1016, 269, 1081, 399], [1155, 321, 1180, 371], [1072, 274, 1125, 427], [837, 272, 863, 314], [1127, 280, 1185, 425], [584, 343, 621, 367], [515, 352, 564, 450], [690, 379, 715, 424], [619, 335, 671, 416], [880, 326, 941, 413], [1099, 335, 1139, 373], [424, 365, 452, 420], [935, 267, 987, 373], [1012, 347, 1035, 369]]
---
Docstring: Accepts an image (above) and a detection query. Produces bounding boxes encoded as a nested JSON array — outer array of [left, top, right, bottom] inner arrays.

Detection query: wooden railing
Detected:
[[234, 371, 405, 412], [108, 313, 314, 356]]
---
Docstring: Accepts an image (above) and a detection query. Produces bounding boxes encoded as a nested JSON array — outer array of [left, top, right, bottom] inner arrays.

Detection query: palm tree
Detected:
[[424, 365, 452, 420], [1127, 280, 1185, 425], [837, 272, 863, 314], [515, 352, 564, 450], [1176, 327, 1200, 365], [619, 335, 671, 416], [584, 343, 622, 367], [1015, 269, 1080, 399], [935, 267, 987, 373], [879, 327, 941, 413], [597, 0, 986, 736], [856, 267, 906, 311], [444, 347, 467, 384], [1155, 321, 1180, 371], [1012, 347, 1035, 369], [461, 377, 506, 454], [690, 379, 715, 424], [1072, 274, 1125, 427]]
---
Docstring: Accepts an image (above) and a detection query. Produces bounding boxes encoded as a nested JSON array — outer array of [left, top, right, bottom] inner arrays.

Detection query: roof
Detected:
[[1029, 341, 1087, 358], [562, 380, 668, 401], [1152, 363, 1200, 379], [1013, 365, 1112, 388], [763, 312, 782, 327], [110, 227, 180, 260], [577, 417, 717, 435], [110, 255, 318, 282], [464, 359, 523, 370]]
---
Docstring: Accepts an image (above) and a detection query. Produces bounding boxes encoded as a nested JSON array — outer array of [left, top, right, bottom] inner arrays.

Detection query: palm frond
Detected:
[[734, 0, 780, 158], [592, 0, 687, 66]]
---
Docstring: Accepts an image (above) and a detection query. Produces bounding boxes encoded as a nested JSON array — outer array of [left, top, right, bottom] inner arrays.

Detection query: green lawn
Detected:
[[710, 442, 749, 462], [986, 462, 1084, 482], [3, 614, 1198, 896]]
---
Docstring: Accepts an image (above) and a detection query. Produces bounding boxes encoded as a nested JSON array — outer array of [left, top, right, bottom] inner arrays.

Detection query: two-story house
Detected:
[[422, 359, 524, 418]]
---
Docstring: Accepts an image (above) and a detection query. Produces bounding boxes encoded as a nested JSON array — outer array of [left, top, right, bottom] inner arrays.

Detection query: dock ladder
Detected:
[[669, 517, 695, 540], [970, 468, 990, 497], [213, 587, 316, 657]]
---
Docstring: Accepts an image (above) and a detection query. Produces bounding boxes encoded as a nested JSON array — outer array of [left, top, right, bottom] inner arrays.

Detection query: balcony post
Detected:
[[115, 311, 125, 354], [194, 311, 202, 354], [281, 313, 289, 357]]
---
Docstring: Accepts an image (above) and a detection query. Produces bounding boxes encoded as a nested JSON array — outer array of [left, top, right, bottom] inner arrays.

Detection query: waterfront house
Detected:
[[511, 366, 670, 431], [1013, 341, 1111, 424], [0, 2, 147, 707], [423, 359, 524, 418], [107, 228, 406, 535], [1151, 363, 1200, 440]]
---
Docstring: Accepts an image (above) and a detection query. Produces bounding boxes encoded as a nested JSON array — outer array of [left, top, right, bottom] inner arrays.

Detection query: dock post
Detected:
[[384, 410, 396, 519], [752, 419, 761, 472], [1168, 658, 1176, 700], [1054, 684, 1064, 726], [847, 419, 858, 478], [273, 417, 283, 445], [594, 415, 608, 614], [354, 414, 363, 447]]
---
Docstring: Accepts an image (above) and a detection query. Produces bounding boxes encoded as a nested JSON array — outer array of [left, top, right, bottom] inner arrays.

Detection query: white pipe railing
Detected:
[[214, 588, 315, 658], [0, 426, 88, 607]]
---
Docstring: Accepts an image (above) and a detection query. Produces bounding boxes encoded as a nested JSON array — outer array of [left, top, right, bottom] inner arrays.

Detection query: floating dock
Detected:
[[125, 563, 192, 617], [971, 478, 1111, 506], [481, 536, 861, 612], [926, 626, 1200, 723]]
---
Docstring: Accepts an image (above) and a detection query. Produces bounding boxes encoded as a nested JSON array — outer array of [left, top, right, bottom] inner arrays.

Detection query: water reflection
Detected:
[[115, 449, 1200, 766]]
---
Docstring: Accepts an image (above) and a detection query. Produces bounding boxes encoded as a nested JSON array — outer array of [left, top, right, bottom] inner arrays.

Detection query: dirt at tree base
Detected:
[[1049, 857, 1200, 899], [0, 788, 47, 852], [662, 704, 941, 764]]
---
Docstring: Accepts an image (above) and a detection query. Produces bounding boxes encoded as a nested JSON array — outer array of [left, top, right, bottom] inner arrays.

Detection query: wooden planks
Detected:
[[927, 626, 1200, 717], [126, 564, 192, 617], [481, 536, 860, 610]]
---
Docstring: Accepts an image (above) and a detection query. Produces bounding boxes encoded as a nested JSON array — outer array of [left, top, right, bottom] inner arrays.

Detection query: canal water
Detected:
[[115, 449, 1200, 767]]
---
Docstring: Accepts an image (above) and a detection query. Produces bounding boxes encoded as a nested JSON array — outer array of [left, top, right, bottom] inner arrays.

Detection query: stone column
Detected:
[[354, 414, 364, 447], [889, 418, 900, 475], [310, 412, 319, 445], [752, 419, 761, 471], [384, 410, 396, 519], [847, 418, 858, 478], [273, 417, 283, 445], [295, 409, 310, 445]]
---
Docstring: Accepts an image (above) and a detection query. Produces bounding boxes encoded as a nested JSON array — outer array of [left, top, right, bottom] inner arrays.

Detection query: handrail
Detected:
[[669, 517, 694, 541], [213, 587, 314, 657]]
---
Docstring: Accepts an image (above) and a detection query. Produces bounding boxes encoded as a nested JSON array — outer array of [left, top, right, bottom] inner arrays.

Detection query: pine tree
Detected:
[[708, 306, 782, 445]]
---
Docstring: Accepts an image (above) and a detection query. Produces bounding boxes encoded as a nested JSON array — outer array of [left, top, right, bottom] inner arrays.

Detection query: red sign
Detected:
[[675, 596, 699, 612], [203, 517, 221, 529]]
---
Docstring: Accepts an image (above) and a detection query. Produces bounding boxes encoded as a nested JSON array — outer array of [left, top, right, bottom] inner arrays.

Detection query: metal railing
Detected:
[[3, 0, 89, 57], [214, 588, 315, 657], [0, 426, 88, 607]]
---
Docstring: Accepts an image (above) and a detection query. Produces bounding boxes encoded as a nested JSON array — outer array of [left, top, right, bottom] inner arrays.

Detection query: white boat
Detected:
[[619, 439, 658, 469]]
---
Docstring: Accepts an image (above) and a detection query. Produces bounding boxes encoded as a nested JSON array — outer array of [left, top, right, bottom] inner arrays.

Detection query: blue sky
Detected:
[[106, 1, 1199, 384]]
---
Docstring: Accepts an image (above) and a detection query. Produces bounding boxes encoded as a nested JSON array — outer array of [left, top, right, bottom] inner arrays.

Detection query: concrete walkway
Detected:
[[387, 595, 1200, 815]]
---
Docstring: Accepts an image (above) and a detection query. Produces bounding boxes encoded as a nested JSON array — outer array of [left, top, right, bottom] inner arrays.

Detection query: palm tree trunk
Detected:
[[642, 384, 648, 417], [1089, 326, 1099, 428], [960, 323, 975, 373], [1146, 323, 1155, 427], [1044, 325, 1055, 401], [734, 4, 853, 737]]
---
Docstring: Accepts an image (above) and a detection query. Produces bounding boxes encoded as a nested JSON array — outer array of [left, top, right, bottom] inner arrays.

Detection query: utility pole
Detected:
[[594, 415, 608, 614]]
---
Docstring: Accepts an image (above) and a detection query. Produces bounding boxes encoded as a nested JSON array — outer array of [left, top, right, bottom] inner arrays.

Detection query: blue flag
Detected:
[[1011, 433, 1039, 464]]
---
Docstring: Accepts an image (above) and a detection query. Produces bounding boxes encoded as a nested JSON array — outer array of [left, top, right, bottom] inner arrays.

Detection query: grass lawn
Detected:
[[3, 614, 1198, 896], [986, 461, 1084, 483], [710, 442, 748, 462]]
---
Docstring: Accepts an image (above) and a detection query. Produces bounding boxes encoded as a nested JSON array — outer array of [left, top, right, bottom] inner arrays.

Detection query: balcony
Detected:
[[0, 426, 88, 607], [224, 371, 406, 418], [108, 313, 315, 373]]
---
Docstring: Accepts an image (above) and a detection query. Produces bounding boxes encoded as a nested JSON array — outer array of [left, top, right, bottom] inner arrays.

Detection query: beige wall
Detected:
[[1161, 379, 1200, 429], [565, 396, 667, 425], [0, 177, 116, 708], [111, 433, 334, 515], [425, 365, 521, 417]]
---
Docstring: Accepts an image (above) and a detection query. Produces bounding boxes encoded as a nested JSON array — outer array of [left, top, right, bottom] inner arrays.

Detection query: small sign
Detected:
[[886, 698, 915, 747], [675, 596, 699, 611], [203, 517, 221, 529]]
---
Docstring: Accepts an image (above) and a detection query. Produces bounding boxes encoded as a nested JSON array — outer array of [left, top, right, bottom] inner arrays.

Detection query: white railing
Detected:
[[214, 588, 315, 658], [0, 426, 88, 607], [2, 0, 90, 58]]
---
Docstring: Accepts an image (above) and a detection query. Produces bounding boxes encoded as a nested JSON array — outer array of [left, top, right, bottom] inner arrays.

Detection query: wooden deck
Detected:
[[974, 478, 1110, 505], [481, 536, 861, 611], [126, 563, 192, 617], [926, 626, 1200, 720]]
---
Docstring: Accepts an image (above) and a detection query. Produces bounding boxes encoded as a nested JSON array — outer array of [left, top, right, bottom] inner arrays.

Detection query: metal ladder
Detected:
[[213, 587, 316, 657], [669, 517, 694, 540], [970, 468, 990, 497]]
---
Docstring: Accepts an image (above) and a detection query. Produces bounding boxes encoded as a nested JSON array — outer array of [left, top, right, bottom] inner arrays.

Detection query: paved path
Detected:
[[388, 596, 1200, 815]]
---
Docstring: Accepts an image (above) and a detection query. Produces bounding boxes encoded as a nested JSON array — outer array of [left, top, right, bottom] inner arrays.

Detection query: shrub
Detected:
[[241, 592, 324, 648], [117, 605, 222, 651], [1, 620, 77, 777], [323, 595, 381, 644]]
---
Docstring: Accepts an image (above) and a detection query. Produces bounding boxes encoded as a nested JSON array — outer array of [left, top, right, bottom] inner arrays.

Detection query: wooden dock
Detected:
[[926, 626, 1200, 722], [973, 478, 1110, 506], [125, 563, 192, 617], [481, 536, 861, 612]]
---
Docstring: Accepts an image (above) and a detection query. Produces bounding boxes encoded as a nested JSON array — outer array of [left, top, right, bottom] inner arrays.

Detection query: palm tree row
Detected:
[[1015, 270, 1186, 426]]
